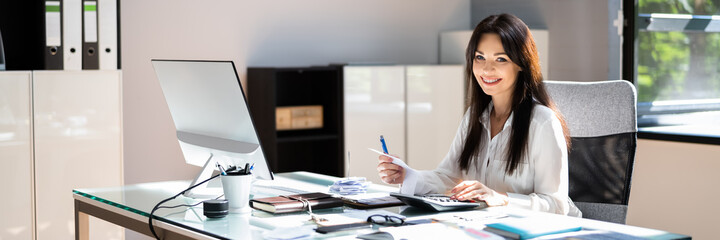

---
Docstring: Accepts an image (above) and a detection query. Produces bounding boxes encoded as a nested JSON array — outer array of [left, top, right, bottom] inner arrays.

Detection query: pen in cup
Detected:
[[216, 163, 227, 175], [380, 135, 389, 154]]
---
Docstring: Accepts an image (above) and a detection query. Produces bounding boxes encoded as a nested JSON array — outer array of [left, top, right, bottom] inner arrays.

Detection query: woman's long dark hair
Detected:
[[459, 13, 570, 175]]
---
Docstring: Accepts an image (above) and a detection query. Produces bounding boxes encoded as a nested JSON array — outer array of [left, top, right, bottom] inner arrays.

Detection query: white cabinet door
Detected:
[[0, 72, 34, 240], [406, 65, 465, 171], [344, 66, 405, 185], [32, 70, 123, 240]]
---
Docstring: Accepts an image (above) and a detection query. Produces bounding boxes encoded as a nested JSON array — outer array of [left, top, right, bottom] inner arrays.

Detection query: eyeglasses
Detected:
[[367, 214, 404, 226]]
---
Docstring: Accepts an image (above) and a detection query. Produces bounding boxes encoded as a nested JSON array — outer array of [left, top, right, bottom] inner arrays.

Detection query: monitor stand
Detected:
[[183, 154, 224, 199]]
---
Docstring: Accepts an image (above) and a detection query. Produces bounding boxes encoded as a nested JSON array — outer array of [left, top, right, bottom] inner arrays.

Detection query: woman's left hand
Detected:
[[450, 180, 509, 207]]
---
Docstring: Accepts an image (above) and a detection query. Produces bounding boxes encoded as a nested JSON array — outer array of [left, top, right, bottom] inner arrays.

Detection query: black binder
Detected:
[[82, 0, 98, 69], [44, 0, 64, 69]]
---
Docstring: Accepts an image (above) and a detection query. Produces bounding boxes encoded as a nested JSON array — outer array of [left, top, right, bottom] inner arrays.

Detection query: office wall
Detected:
[[627, 139, 720, 240], [471, 0, 620, 81], [121, 1, 470, 183], [119, 1, 717, 240], [122, 2, 468, 239]]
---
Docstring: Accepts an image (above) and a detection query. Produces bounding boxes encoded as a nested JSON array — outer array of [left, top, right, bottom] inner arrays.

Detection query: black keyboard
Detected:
[[390, 192, 487, 212]]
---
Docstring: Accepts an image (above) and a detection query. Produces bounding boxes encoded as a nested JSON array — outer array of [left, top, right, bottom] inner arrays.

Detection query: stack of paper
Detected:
[[329, 177, 370, 195]]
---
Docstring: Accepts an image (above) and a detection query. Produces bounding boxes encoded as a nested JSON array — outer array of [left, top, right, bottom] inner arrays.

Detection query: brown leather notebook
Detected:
[[249, 192, 344, 214]]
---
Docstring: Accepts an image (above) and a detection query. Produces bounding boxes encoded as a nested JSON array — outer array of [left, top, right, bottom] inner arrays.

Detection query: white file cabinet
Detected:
[[406, 65, 464, 171], [344, 66, 406, 185], [0, 70, 123, 240], [344, 65, 465, 185], [0, 71, 34, 240]]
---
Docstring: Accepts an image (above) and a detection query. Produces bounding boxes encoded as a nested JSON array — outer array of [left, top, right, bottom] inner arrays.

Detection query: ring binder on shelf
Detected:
[[0, 0, 117, 70], [44, 0, 63, 69], [81, 0, 98, 69], [63, 0, 82, 70], [98, 0, 117, 70]]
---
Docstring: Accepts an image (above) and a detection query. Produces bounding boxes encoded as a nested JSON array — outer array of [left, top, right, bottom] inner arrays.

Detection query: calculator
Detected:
[[390, 192, 487, 212]]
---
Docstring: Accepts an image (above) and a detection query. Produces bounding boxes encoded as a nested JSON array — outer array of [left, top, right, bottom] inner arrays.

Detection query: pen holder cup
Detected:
[[220, 174, 253, 213]]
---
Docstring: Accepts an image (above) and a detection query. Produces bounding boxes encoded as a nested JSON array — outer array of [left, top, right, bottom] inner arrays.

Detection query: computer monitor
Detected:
[[152, 60, 273, 198]]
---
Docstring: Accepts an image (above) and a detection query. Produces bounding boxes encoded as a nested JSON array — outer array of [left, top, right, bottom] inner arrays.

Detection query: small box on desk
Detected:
[[276, 105, 323, 130]]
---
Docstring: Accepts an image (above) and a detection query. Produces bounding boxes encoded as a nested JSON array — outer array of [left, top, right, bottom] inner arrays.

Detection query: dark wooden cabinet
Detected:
[[247, 65, 344, 177]]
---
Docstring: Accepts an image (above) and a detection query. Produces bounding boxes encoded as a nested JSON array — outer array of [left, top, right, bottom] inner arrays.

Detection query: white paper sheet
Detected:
[[368, 148, 418, 194], [379, 223, 482, 239], [431, 211, 510, 228], [262, 225, 315, 240]]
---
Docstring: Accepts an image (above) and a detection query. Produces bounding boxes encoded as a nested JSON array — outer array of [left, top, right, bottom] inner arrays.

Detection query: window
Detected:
[[626, 0, 720, 144]]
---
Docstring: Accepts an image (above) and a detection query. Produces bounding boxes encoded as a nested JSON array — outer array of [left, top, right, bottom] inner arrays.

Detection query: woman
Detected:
[[377, 13, 580, 216]]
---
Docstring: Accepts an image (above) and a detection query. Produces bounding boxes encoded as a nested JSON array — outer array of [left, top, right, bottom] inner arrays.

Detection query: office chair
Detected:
[[544, 80, 637, 224]]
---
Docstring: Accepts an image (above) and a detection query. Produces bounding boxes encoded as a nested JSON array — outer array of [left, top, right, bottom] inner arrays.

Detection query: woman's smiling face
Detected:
[[473, 33, 523, 100]]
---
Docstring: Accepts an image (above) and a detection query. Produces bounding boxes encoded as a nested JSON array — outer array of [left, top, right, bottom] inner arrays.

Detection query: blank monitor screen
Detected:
[[152, 60, 273, 180]]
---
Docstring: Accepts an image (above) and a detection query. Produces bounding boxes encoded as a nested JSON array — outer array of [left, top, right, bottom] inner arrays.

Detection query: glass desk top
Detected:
[[73, 172, 415, 239], [73, 171, 690, 240]]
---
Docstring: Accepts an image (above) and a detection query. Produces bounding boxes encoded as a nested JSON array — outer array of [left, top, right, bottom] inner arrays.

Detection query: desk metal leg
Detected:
[[73, 198, 207, 240], [75, 200, 89, 240]]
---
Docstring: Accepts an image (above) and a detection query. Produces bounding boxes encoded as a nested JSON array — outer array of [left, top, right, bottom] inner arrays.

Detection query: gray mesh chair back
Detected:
[[544, 80, 637, 224]]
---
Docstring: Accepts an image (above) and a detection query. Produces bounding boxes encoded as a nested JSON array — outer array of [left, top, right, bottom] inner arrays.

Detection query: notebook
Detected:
[[249, 192, 343, 214], [340, 193, 404, 209], [484, 216, 582, 240]]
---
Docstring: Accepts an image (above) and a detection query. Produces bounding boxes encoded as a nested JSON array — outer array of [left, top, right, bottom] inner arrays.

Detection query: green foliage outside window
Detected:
[[637, 0, 720, 102], [640, 0, 719, 14]]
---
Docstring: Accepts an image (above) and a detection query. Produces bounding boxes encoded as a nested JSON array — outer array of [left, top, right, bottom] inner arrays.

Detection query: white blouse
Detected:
[[402, 102, 581, 217]]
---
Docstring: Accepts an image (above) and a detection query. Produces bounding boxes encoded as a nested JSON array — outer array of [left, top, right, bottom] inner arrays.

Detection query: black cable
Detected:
[[155, 193, 224, 210], [148, 173, 221, 240], [156, 202, 202, 210]]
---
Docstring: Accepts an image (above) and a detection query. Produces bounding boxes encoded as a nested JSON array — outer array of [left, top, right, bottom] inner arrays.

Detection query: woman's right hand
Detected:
[[377, 155, 405, 184]]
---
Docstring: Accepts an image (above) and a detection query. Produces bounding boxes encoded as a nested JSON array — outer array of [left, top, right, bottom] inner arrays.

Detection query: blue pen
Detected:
[[216, 163, 227, 176], [380, 135, 389, 154]]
